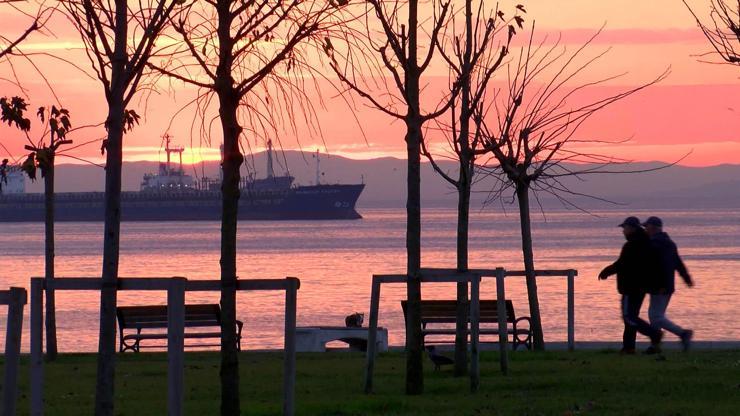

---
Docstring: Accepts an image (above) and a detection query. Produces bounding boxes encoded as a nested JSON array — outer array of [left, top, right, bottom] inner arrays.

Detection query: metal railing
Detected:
[[29, 276, 299, 416], [0, 287, 27, 416], [364, 267, 578, 393]]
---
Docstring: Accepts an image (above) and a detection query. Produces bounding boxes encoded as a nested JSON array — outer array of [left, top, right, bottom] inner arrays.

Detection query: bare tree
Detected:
[[422, 1, 523, 375], [684, 0, 739, 65], [0, 1, 54, 63], [151, 1, 346, 412], [325, 0, 456, 393], [62, 1, 179, 414], [475, 26, 668, 351]]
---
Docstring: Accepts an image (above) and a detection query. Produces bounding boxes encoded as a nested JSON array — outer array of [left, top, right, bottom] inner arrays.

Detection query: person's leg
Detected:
[[649, 293, 685, 337], [622, 295, 637, 352], [626, 293, 662, 345]]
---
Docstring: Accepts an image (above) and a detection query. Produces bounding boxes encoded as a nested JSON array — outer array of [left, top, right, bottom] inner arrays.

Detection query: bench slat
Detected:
[[123, 332, 223, 341], [401, 300, 517, 323]]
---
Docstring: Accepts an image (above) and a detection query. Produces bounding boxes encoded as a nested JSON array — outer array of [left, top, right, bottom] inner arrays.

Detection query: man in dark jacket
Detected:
[[643, 216, 694, 351], [599, 216, 663, 354]]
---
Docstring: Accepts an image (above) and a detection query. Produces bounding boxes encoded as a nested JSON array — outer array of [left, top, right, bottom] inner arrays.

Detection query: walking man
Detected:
[[599, 216, 663, 354], [643, 216, 694, 351]]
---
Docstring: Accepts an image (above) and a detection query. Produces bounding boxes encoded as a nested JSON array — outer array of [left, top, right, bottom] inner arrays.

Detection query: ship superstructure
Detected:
[[140, 134, 195, 191], [0, 160, 25, 194]]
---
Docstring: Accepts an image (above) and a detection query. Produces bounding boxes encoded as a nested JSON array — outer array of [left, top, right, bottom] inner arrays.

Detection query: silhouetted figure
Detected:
[[599, 216, 663, 354], [643, 216, 694, 351], [425, 346, 454, 371], [0, 159, 8, 192], [345, 312, 364, 328]]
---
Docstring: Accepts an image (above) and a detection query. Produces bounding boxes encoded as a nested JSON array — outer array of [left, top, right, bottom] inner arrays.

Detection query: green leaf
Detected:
[[21, 153, 37, 181]]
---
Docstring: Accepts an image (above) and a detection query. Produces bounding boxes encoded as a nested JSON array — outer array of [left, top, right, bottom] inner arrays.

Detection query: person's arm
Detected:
[[600, 243, 628, 279], [675, 250, 693, 287], [599, 263, 617, 280]]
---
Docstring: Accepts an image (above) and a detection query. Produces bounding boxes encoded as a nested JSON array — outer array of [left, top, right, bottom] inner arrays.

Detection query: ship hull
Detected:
[[0, 184, 364, 222]]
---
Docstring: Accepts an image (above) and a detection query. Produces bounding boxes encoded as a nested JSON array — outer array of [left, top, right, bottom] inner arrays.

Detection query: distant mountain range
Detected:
[[22, 151, 740, 209]]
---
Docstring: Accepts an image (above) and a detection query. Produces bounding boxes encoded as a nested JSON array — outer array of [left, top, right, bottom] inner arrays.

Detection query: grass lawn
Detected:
[[3, 349, 739, 415]]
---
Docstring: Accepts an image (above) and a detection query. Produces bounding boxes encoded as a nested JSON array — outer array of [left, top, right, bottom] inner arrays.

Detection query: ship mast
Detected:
[[266, 139, 275, 179], [315, 149, 321, 185], [162, 133, 184, 174]]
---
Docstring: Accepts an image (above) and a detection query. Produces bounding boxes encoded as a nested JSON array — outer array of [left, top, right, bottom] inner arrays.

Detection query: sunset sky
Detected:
[[0, 0, 738, 167]]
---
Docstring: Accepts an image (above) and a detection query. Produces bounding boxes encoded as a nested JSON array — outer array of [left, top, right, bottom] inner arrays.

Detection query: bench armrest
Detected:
[[512, 316, 533, 350], [514, 316, 531, 329]]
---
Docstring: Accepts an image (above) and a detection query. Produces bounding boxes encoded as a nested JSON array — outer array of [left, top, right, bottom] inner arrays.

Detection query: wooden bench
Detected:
[[402, 300, 532, 350], [116, 304, 243, 353]]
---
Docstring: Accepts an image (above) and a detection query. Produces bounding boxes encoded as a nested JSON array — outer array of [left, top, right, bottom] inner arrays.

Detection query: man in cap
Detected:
[[599, 216, 663, 354], [643, 216, 694, 351]]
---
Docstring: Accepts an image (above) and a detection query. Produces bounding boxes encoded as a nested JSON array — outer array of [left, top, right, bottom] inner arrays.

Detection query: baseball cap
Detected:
[[618, 216, 641, 228], [642, 216, 663, 227]]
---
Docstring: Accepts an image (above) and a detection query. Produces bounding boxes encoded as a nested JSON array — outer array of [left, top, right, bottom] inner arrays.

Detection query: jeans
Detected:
[[649, 293, 685, 336], [622, 293, 660, 350]]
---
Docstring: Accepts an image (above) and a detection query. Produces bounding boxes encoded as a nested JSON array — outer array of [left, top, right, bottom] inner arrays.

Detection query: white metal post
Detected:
[[364, 277, 381, 394], [469, 275, 480, 392], [167, 277, 186, 416], [567, 269, 575, 351], [30, 278, 44, 416], [283, 277, 299, 416], [2, 287, 26, 416], [495, 268, 508, 375]]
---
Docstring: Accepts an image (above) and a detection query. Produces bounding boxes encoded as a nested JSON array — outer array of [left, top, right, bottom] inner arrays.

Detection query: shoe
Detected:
[[619, 348, 636, 355], [653, 330, 664, 345], [680, 330, 693, 352], [644, 345, 661, 355]]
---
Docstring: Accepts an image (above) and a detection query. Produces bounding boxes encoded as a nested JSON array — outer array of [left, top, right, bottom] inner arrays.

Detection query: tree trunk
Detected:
[[95, 105, 124, 415], [95, 1, 127, 414], [454, 174, 470, 376], [218, 89, 242, 415], [453, 0, 474, 375], [404, 0, 424, 395], [44, 155, 57, 360], [215, 2, 241, 411], [405, 117, 424, 395], [516, 182, 545, 350]]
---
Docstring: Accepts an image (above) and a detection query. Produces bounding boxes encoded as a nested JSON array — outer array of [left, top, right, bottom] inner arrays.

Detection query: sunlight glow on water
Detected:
[[0, 207, 738, 351]]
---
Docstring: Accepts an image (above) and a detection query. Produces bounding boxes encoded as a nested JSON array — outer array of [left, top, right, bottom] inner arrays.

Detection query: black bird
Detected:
[[425, 346, 454, 371]]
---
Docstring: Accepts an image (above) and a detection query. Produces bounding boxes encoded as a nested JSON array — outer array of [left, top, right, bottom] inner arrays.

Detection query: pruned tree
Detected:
[[325, 0, 457, 394], [475, 26, 668, 351], [422, 1, 524, 375], [61, 1, 180, 414], [2, 1, 66, 359], [1, 98, 74, 362], [23, 105, 73, 362], [684, 0, 739, 65], [151, 0, 347, 412]]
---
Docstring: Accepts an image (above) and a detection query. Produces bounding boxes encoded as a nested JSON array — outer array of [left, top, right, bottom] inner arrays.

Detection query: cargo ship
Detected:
[[0, 138, 364, 221]]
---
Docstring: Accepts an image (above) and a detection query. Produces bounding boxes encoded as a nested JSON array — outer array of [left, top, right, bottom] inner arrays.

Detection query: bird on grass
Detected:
[[425, 346, 454, 371]]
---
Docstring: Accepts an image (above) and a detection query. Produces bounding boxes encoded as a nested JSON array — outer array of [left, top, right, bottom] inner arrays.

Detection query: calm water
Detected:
[[0, 207, 738, 351]]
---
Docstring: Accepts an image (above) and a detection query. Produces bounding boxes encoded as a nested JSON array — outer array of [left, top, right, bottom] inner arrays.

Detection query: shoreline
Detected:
[[32, 340, 738, 354]]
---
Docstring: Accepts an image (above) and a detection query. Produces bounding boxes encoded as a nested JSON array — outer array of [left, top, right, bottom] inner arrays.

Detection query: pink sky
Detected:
[[0, 0, 738, 167]]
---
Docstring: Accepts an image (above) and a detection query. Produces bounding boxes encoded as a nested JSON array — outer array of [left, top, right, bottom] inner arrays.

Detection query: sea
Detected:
[[0, 207, 738, 351]]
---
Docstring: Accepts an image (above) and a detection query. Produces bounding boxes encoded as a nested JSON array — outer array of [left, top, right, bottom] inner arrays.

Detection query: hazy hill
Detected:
[[22, 151, 740, 209]]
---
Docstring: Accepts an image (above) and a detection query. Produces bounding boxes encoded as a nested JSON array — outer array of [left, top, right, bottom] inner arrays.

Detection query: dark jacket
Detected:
[[650, 231, 692, 294], [600, 229, 660, 294]]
